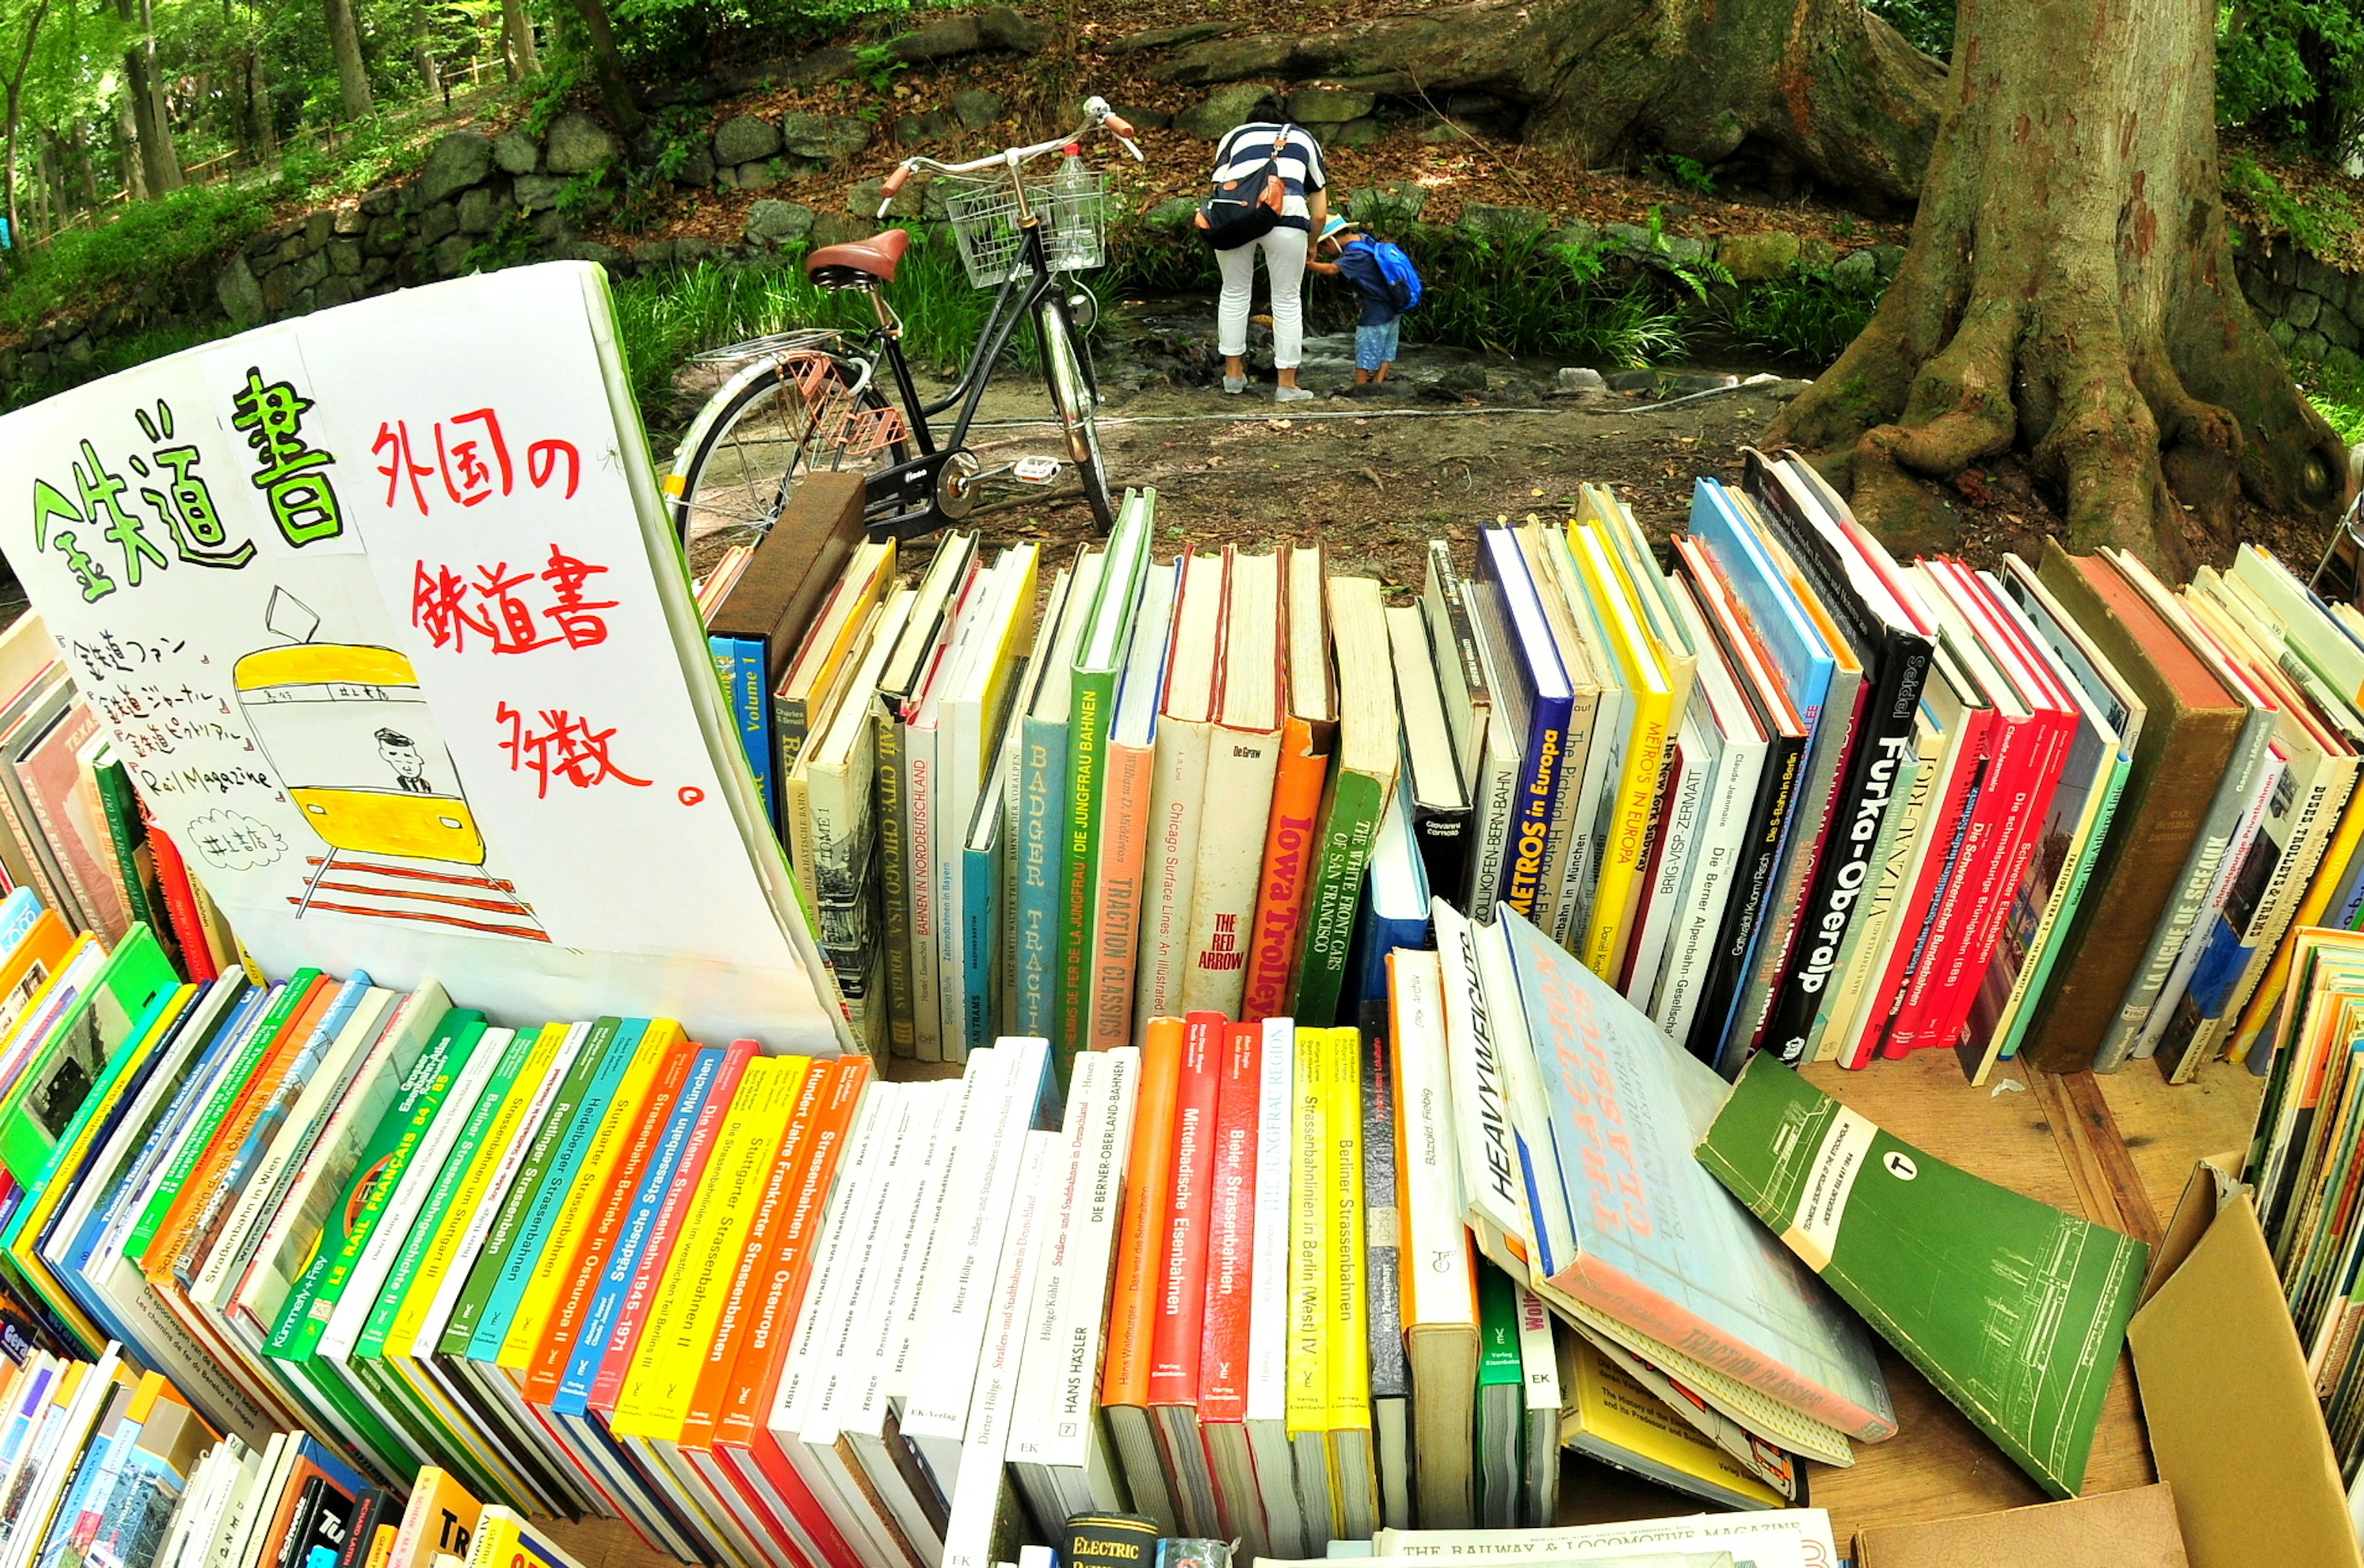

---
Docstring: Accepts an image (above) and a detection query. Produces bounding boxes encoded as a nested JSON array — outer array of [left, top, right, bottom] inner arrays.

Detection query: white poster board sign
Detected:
[[0, 263, 848, 1051]]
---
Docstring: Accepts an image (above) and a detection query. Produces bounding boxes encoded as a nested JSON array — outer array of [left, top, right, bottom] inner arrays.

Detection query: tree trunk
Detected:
[[1765, 0, 2353, 574], [500, 0, 536, 78], [1149, 0, 1946, 204], [114, 0, 180, 195], [565, 0, 640, 139], [247, 50, 275, 160], [414, 0, 443, 98], [324, 0, 372, 120], [115, 99, 145, 202]]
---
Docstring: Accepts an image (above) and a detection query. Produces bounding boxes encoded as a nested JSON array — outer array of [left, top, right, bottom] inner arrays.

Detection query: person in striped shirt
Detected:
[[1208, 121, 1329, 403]]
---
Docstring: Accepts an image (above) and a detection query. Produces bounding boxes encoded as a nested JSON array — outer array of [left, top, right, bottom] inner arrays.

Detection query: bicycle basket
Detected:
[[939, 169, 1108, 289]]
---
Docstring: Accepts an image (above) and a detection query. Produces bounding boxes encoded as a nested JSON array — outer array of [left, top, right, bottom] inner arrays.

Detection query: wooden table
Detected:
[[534, 1045, 2267, 1566]]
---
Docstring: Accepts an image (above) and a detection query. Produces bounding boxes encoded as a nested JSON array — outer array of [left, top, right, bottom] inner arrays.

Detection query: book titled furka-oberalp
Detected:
[[1695, 1053, 2147, 1498], [1495, 906, 1892, 1442]]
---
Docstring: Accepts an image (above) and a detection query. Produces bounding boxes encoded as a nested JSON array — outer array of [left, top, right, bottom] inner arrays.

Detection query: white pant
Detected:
[[1216, 225, 1309, 370]]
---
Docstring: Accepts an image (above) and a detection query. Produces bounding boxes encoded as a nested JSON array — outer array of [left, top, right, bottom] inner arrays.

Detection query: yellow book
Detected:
[[1582, 486, 1700, 730], [6, 983, 192, 1342], [1569, 524, 1673, 978], [609, 1055, 807, 1439], [776, 539, 898, 778], [1558, 1332, 1785, 1510], [2235, 777, 2364, 1063], [381, 1023, 571, 1426], [389, 1465, 483, 1568], [495, 1020, 686, 1375], [459, 1507, 589, 1568], [1285, 1024, 1333, 1546], [1323, 1024, 1376, 1535]]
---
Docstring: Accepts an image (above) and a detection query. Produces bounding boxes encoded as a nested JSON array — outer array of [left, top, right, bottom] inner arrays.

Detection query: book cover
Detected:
[[1088, 566, 1175, 1052], [1555, 1333, 1785, 1511], [1243, 548, 1335, 1021], [1293, 578, 1397, 1030], [1359, 1007, 1409, 1534], [1016, 552, 1105, 1042], [1135, 553, 1224, 1030], [1695, 1055, 2147, 1498], [1180, 551, 1281, 1019], [1146, 1013, 1222, 1537], [1468, 530, 1572, 927], [1284, 1024, 1333, 1551], [1096, 1013, 1180, 1536]]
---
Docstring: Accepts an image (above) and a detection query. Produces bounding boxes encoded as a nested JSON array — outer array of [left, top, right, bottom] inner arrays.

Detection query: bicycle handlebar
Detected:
[[877, 96, 1143, 218]]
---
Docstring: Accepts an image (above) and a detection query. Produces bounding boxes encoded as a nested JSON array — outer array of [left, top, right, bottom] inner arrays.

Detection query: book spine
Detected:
[[1621, 729, 1702, 1011], [736, 639, 774, 829], [1243, 717, 1329, 1021], [1148, 1017, 1221, 1407], [1087, 742, 1156, 1051], [874, 704, 916, 1058], [1410, 803, 1469, 920], [1766, 635, 1930, 1061], [1016, 714, 1071, 1039], [1532, 685, 1594, 948], [1361, 1023, 1405, 1411], [906, 717, 943, 1063], [1180, 726, 1280, 1018], [808, 744, 879, 1054], [1293, 770, 1389, 1031], [776, 693, 811, 783], [1734, 673, 1866, 1056], [1058, 669, 1118, 1060], [1653, 742, 1756, 1047], [960, 838, 999, 1055], [1498, 682, 1575, 928], [2185, 763, 2350, 1070], [1136, 718, 1213, 1029], [0, 768, 65, 920], [1583, 687, 1673, 982], [1851, 710, 1994, 1067], [1692, 730, 1806, 1069], [1811, 729, 1928, 1062], [1197, 1027, 1259, 1430], [147, 822, 214, 984], [1461, 710, 1519, 918], [2096, 709, 2274, 1071], [2001, 748, 2134, 1063], [90, 758, 157, 935]]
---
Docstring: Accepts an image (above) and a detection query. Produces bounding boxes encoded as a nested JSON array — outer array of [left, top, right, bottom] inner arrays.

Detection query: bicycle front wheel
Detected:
[[667, 348, 912, 563], [1037, 295, 1116, 535]]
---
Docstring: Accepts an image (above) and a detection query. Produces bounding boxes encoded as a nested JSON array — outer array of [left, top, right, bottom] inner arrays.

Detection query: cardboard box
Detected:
[[1854, 1482, 2186, 1567], [2126, 1154, 2362, 1568]]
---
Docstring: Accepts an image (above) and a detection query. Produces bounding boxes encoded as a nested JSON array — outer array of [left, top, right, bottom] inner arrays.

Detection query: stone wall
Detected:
[[2235, 229, 2364, 381]]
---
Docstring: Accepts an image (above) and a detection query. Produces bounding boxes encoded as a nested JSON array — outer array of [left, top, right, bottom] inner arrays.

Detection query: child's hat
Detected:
[[1319, 215, 1353, 243]]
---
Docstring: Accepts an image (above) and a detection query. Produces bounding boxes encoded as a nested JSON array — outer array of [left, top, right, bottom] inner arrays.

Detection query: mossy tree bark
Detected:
[[1766, 0, 2352, 573], [1153, 0, 1947, 204]]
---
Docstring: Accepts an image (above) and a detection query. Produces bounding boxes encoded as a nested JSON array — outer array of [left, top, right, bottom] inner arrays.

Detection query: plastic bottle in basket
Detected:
[[1051, 144, 1093, 270]]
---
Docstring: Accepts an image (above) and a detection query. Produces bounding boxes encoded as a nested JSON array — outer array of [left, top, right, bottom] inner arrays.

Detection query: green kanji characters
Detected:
[[131, 398, 254, 569], [31, 478, 112, 601], [229, 365, 344, 545]]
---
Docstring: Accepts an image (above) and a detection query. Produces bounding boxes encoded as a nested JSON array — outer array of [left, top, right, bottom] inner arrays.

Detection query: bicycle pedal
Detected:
[[1013, 456, 1062, 484]]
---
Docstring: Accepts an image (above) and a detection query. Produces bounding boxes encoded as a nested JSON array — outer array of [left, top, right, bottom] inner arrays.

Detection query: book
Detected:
[[1059, 494, 1155, 1068], [1243, 549, 1336, 1021], [1146, 1013, 1223, 1538], [771, 538, 895, 782], [1294, 578, 1398, 1030], [1357, 1007, 1409, 1535], [1181, 550, 1281, 1018], [1191, 1024, 1262, 1553], [1284, 1023, 1333, 1553], [1088, 565, 1175, 1053], [1696, 1055, 2147, 1498], [1556, 1332, 1787, 1511], [1016, 549, 1106, 1042], [1471, 1262, 1520, 1530], [1387, 608, 1469, 904], [1513, 1285, 1558, 1527], [1513, 525, 1610, 953], [1421, 545, 1516, 918], [1242, 1015, 1300, 1558], [1322, 1024, 1375, 1543], [1135, 554, 1226, 1029], [2017, 541, 2246, 1072], [1099, 1017, 1183, 1535]]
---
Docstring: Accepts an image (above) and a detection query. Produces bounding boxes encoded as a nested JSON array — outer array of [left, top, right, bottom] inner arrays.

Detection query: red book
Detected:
[[1847, 694, 1996, 1069], [144, 822, 213, 983], [714, 1058, 870, 1568], [1883, 698, 2025, 1058], [1194, 1021, 1262, 1542], [591, 1038, 758, 1421], [1148, 1010, 1226, 1535]]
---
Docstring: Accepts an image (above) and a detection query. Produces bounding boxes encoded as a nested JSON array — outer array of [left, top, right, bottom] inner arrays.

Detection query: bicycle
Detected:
[[664, 97, 1143, 550]]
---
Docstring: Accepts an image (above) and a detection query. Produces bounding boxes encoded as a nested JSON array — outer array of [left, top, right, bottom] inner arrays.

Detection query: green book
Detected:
[[1292, 577, 1397, 1029], [466, 1018, 647, 1363], [1473, 1258, 1523, 1528], [436, 1019, 616, 1359], [127, 971, 321, 1268], [1694, 1055, 2149, 1498], [0, 923, 180, 1186], [1056, 490, 1154, 1067], [88, 754, 156, 935], [267, 1011, 488, 1364]]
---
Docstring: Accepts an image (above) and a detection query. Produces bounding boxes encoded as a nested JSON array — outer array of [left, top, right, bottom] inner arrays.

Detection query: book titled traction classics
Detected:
[[1694, 1055, 2148, 1498]]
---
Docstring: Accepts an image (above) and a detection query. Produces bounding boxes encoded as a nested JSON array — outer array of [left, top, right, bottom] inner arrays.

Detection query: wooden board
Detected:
[[526, 1046, 2267, 1564]]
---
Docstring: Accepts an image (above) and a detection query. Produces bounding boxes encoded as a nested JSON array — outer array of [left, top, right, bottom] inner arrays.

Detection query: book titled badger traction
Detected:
[[1693, 1056, 2147, 1498]]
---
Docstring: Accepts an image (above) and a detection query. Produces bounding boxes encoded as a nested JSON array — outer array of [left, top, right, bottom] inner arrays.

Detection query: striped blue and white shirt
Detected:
[[1208, 123, 1327, 230]]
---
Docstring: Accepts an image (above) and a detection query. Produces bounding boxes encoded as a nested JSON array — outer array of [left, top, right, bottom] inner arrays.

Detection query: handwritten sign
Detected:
[[0, 264, 848, 1051]]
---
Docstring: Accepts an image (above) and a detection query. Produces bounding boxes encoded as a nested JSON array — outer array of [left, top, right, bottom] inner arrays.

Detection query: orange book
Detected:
[[1242, 546, 1337, 1022], [1100, 1014, 1188, 1528], [0, 911, 73, 1035], [522, 1040, 702, 1407]]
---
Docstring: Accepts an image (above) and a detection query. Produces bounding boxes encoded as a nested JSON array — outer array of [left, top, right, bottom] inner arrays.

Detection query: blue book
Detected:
[[0, 888, 41, 952], [1015, 552, 1108, 1038], [1687, 480, 1835, 1064], [1473, 528, 1574, 922], [551, 1044, 724, 1416], [467, 1019, 649, 1362], [1349, 776, 1433, 1005], [710, 635, 774, 826]]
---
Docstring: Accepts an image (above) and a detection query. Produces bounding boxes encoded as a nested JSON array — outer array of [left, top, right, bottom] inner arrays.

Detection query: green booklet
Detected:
[[1694, 1056, 2147, 1497]]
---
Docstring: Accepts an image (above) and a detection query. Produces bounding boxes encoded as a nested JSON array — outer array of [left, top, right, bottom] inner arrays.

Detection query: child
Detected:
[[1309, 216, 1401, 393]]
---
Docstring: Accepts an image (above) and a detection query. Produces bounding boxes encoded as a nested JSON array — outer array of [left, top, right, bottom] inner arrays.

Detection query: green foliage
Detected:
[[2219, 0, 2364, 158], [462, 208, 539, 273], [1, 182, 267, 332], [2304, 360, 2364, 444], [848, 41, 906, 95], [1405, 227, 1688, 367], [1663, 155, 1715, 195], [5, 317, 234, 409], [1713, 265, 1886, 369], [2230, 154, 2357, 252], [1865, 0, 1954, 58]]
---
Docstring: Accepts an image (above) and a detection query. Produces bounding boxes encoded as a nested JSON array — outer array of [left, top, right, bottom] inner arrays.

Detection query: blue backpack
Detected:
[[1369, 239, 1423, 312]]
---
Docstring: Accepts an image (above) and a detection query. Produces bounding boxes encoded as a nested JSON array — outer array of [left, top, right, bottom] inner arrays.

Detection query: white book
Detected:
[[1029, 1047, 1138, 1527], [1136, 554, 1226, 1028], [768, 1090, 895, 1568], [2136, 741, 2283, 1059], [1429, 902, 1534, 1264], [1538, 530, 1629, 949], [1007, 1049, 1110, 1535], [1469, 918, 1575, 1275], [1372, 1510, 1841, 1568], [151, 1437, 236, 1568], [1513, 1287, 1558, 1527], [907, 563, 989, 1063], [1179, 552, 1282, 1015], [204, 1432, 281, 1568], [1654, 580, 1769, 1045], [318, 1025, 510, 1364], [939, 1132, 1058, 1568], [4, 1345, 121, 1568], [900, 1037, 1048, 1492], [1622, 706, 1713, 1015], [1242, 1013, 1300, 1558]]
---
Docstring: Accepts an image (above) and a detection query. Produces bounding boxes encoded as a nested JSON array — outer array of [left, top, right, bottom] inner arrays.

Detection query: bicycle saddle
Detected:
[[806, 228, 911, 289]]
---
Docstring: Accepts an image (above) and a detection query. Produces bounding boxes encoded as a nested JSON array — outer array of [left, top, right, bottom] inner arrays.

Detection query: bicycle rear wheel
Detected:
[[1037, 294, 1116, 535], [666, 347, 912, 562]]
